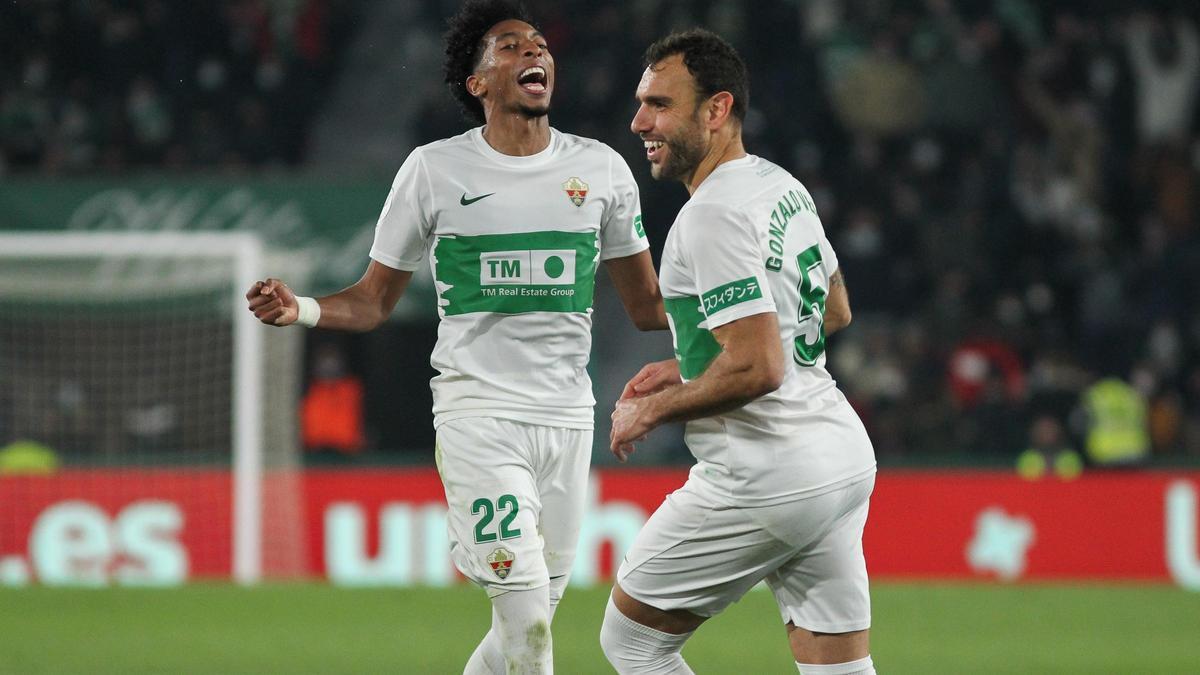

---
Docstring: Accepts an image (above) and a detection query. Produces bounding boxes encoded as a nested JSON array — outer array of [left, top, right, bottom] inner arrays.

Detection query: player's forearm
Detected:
[[605, 251, 668, 331], [310, 288, 391, 332], [310, 263, 412, 332], [617, 288, 668, 331], [824, 270, 851, 335], [630, 300, 668, 331], [644, 350, 782, 425], [825, 309, 851, 335]]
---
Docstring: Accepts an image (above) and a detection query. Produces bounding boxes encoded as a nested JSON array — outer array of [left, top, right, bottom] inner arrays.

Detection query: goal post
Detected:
[[0, 231, 301, 585]]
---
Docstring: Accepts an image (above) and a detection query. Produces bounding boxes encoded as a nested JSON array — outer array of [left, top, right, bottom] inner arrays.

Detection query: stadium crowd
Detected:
[[5, 0, 1198, 464], [0, 0, 354, 172]]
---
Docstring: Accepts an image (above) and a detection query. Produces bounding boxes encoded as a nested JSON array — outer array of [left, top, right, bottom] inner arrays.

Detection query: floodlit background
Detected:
[[1, 1, 1198, 673]]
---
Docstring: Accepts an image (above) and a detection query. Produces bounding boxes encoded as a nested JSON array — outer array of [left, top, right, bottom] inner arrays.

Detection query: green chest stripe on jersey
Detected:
[[701, 276, 763, 315], [434, 230, 598, 316], [664, 296, 722, 380]]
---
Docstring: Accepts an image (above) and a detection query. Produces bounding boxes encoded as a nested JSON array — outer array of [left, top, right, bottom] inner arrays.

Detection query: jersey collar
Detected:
[[471, 126, 560, 168]]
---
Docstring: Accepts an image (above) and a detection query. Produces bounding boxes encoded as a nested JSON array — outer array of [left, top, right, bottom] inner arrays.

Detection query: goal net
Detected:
[[0, 232, 305, 585]]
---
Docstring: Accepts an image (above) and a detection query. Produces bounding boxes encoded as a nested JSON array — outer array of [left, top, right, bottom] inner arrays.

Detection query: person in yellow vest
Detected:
[[1080, 377, 1150, 466], [0, 439, 59, 474]]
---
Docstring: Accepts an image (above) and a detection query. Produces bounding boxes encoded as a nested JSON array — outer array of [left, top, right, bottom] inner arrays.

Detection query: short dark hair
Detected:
[[644, 29, 749, 122], [443, 0, 536, 124]]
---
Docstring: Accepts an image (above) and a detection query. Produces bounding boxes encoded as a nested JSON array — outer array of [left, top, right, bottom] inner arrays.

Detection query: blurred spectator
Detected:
[[1125, 12, 1199, 146], [1077, 378, 1150, 466], [1016, 415, 1081, 479], [830, 33, 927, 137], [947, 337, 1026, 410], [0, 439, 59, 475], [301, 343, 365, 459]]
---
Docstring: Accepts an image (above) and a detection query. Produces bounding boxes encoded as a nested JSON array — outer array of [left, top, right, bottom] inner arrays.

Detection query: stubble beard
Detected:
[[652, 116, 706, 183]]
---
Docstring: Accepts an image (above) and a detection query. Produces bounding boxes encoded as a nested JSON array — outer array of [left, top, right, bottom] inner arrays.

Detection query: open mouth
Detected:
[[644, 139, 666, 161], [517, 66, 547, 95]]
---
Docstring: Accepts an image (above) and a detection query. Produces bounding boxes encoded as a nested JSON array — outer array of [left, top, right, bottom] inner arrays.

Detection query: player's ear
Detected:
[[466, 73, 486, 99], [706, 92, 734, 130]]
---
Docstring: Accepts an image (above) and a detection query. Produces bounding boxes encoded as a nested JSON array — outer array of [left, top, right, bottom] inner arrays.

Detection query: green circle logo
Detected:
[[544, 255, 565, 279]]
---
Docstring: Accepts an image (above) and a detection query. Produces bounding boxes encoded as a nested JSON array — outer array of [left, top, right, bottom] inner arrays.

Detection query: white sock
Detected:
[[464, 575, 569, 675], [464, 585, 552, 675], [599, 596, 694, 675], [796, 655, 875, 674]]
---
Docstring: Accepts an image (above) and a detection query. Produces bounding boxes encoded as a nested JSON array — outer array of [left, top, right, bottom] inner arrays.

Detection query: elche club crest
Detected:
[[562, 177, 588, 207], [487, 547, 515, 579]]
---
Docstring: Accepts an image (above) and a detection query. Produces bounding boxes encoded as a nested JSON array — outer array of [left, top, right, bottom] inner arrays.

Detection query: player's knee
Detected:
[[600, 596, 694, 675], [491, 586, 553, 673]]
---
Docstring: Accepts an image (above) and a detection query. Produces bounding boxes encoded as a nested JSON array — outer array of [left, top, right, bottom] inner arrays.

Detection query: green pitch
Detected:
[[1, 583, 1196, 673]]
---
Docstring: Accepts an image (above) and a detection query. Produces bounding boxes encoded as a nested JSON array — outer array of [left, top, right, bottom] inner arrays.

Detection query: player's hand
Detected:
[[619, 359, 681, 400], [610, 397, 656, 462], [246, 278, 299, 326]]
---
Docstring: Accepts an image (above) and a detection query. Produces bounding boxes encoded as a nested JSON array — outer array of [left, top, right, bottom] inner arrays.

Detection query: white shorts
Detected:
[[617, 474, 874, 633], [436, 417, 591, 597]]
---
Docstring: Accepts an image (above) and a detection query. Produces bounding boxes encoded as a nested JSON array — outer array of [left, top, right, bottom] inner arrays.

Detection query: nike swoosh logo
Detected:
[[460, 192, 495, 206]]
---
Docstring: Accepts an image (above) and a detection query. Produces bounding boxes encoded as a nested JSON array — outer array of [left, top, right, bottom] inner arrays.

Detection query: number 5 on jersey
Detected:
[[794, 244, 827, 366], [472, 495, 522, 543]]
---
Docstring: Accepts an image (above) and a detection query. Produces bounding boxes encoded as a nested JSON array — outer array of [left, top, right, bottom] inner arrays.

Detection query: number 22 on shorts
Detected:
[[471, 494, 522, 543]]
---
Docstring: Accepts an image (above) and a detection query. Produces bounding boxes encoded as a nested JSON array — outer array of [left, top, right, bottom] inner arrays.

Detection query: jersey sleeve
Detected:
[[598, 148, 650, 261], [368, 149, 434, 271], [677, 201, 776, 329]]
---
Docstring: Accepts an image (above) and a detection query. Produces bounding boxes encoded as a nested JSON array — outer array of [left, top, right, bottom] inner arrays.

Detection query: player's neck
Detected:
[[481, 114, 552, 157], [685, 130, 746, 195]]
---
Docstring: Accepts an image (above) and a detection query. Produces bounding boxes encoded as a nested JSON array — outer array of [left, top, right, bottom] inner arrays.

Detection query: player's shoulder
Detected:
[[552, 128, 604, 152], [674, 157, 791, 236], [552, 128, 626, 163], [408, 128, 478, 162], [673, 196, 751, 246], [676, 196, 747, 224], [704, 155, 797, 201]]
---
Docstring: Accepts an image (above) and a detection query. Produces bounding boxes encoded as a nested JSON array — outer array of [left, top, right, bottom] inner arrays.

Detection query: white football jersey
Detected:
[[370, 127, 648, 429], [659, 154, 875, 506]]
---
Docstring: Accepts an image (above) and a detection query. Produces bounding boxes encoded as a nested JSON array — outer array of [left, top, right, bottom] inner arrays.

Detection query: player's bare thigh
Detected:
[[785, 624, 869, 664], [612, 582, 707, 635]]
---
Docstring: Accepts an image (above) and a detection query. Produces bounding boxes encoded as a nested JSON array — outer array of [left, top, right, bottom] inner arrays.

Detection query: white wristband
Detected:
[[295, 296, 321, 328]]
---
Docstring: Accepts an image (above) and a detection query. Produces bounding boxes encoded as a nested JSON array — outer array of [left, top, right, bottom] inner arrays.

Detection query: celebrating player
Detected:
[[246, 1, 665, 672], [603, 29, 878, 675]]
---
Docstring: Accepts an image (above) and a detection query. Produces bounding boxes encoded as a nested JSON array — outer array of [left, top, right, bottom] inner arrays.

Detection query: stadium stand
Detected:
[[2, 0, 1197, 464]]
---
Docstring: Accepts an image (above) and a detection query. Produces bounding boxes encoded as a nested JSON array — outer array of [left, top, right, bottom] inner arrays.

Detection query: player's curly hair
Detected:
[[644, 28, 749, 122], [443, 0, 536, 124]]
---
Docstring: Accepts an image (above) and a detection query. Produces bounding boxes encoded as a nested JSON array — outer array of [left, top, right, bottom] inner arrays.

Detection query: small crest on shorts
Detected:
[[562, 177, 588, 207], [487, 547, 515, 579]]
